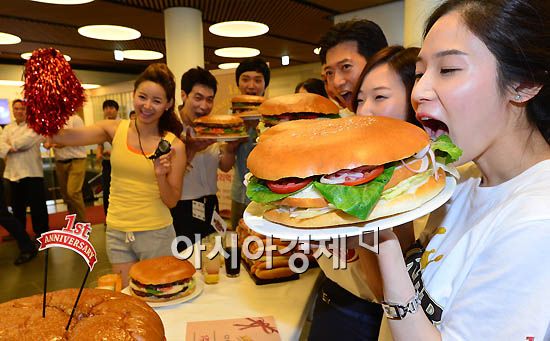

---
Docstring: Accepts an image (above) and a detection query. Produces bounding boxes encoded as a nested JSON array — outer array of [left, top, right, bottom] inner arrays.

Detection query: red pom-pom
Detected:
[[24, 48, 86, 136]]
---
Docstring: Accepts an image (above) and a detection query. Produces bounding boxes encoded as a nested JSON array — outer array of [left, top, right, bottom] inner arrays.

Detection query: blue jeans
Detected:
[[309, 278, 382, 341]]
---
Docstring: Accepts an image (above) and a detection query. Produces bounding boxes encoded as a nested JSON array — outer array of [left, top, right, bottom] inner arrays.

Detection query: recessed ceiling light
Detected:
[[209, 21, 269, 38], [281, 55, 290, 66], [122, 50, 163, 60], [31, 0, 94, 4], [215, 47, 260, 58], [82, 83, 100, 89], [0, 32, 21, 45], [0, 80, 24, 86], [313, 47, 321, 55], [114, 50, 124, 61], [218, 63, 240, 70], [21, 52, 71, 61], [78, 25, 140, 41]]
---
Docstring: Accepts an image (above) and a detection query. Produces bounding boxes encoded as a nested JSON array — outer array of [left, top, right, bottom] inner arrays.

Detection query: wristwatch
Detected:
[[381, 291, 421, 320]]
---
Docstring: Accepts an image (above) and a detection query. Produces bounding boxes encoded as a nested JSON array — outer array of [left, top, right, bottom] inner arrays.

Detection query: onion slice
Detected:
[[428, 148, 440, 181], [414, 144, 431, 159], [400, 155, 429, 174]]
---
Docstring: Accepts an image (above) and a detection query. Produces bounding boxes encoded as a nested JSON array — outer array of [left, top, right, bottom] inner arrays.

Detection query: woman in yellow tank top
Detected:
[[50, 63, 186, 286]]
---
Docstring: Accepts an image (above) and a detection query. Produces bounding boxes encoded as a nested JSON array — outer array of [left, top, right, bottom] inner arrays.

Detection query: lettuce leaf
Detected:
[[312, 167, 394, 220], [431, 135, 462, 164], [246, 176, 307, 203], [380, 170, 432, 200]]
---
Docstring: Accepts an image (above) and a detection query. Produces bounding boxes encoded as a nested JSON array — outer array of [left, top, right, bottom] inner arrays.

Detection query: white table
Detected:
[[155, 266, 322, 341]]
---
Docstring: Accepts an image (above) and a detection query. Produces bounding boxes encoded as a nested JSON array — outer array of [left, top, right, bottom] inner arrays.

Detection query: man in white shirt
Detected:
[[0, 99, 49, 237], [52, 113, 88, 222], [172, 67, 238, 247]]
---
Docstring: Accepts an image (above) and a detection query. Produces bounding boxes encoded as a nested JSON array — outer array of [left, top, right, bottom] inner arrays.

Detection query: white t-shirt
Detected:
[[54, 115, 87, 160], [181, 143, 220, 200], [407, 160, 550, 340]]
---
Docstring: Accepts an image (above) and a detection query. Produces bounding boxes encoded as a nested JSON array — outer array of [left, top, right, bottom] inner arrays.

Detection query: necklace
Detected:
[[134, 119, 150, 160]]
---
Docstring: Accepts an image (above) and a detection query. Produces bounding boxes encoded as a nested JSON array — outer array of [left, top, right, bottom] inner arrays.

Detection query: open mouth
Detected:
[[340, 92, 352, 103], [420, 118, 449, 139]]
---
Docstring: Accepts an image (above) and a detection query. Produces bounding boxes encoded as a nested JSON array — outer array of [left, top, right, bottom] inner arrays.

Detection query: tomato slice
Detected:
[[266, 177, 313, 194], [297, 114, 320, 120], [342, 165, 384, 186]]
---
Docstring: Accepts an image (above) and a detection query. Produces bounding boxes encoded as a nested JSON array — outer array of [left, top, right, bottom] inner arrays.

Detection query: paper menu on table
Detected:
[[186, 316, 281, 341]]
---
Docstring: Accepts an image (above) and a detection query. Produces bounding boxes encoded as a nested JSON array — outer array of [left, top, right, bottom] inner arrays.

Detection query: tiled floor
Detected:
[[0, 223, 112, 303], [0, 199, 112, 303]]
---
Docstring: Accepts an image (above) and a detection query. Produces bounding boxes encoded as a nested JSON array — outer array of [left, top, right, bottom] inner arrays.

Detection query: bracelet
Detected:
[[381, 291, 421, 320]]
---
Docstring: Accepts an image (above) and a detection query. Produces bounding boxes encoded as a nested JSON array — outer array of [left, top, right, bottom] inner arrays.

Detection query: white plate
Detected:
[[122, 273, 204, 308], [243, 176, 457, 241], [194, 135, 248, 142]]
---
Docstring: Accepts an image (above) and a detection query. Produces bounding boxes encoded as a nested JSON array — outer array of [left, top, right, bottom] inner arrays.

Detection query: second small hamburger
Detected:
[[129, 256, 196, 302], [231, 95, 265, 114], [259, 93, 340, 127], [193, 114, 247, 138]]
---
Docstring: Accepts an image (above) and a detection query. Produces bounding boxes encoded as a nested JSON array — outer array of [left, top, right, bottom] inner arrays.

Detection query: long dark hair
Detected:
[[134, 63, 183, 137], [425, 0, 549, 143], [351, 45, 421, 126]]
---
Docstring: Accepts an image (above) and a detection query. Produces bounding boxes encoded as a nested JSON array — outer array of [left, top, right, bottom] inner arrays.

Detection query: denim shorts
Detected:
[[106, 225, 177, 264]]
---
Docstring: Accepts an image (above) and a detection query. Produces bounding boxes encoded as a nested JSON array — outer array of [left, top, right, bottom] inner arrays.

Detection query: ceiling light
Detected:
[[78, 25, 140, 41], [209, 21, 269, 38], [0, 32, 21, 45], [122, 50, 163, 60], [114, 49, 124, 61], [21, 52, 71, 61], [0, 80, 24, 86], [82, 83, 100, 89], [218, 63, 240, 70], [31, 0, 94, 4], [215, 47, 260, 58], [313, 47, 321, 55], [281, 55, 290, 66]]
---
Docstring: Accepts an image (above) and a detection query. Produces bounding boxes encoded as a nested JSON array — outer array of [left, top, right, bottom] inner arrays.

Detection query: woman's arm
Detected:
[[155, 138, 186, 208], [51, 120, 119, 146], [375, 232, 441, 341]]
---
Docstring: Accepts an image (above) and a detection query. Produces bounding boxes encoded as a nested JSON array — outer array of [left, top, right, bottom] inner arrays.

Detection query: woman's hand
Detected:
[[154, 148, 174, 177]]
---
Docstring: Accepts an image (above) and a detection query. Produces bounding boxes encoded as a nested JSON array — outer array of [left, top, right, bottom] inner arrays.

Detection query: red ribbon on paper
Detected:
[[233, 317, 279, 334]]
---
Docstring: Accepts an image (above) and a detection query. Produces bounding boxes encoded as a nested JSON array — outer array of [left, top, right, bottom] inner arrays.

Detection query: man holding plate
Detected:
[[172, 67, 238, 246]]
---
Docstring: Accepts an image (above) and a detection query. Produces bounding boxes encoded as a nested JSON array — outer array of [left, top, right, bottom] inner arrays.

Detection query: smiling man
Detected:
[[173, 67, 238, 246], [319, 20, 388, 111]]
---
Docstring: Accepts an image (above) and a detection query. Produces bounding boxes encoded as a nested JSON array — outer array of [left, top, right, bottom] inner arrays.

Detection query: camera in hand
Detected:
[[148, 139, 171, 160]]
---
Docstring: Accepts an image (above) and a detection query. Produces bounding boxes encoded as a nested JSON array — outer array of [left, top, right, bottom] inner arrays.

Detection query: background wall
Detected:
[[335, 1, 404, 45]]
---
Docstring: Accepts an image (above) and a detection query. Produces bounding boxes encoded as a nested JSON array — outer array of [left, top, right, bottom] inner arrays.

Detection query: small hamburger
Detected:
[[193, 114, 246, 137], [246, 116, 461, 228], [231, 95, 265, 113], [129, 256, 196, 302], [259, 93, 340, 127]]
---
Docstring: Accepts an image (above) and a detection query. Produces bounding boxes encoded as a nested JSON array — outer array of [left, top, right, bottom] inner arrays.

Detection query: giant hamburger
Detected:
[[259, 93, 340, 127], [0, 288, 164, 340], [193, 114, 246, 138], [246, 116, 461, 228], [129, 256, 196, 302]]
